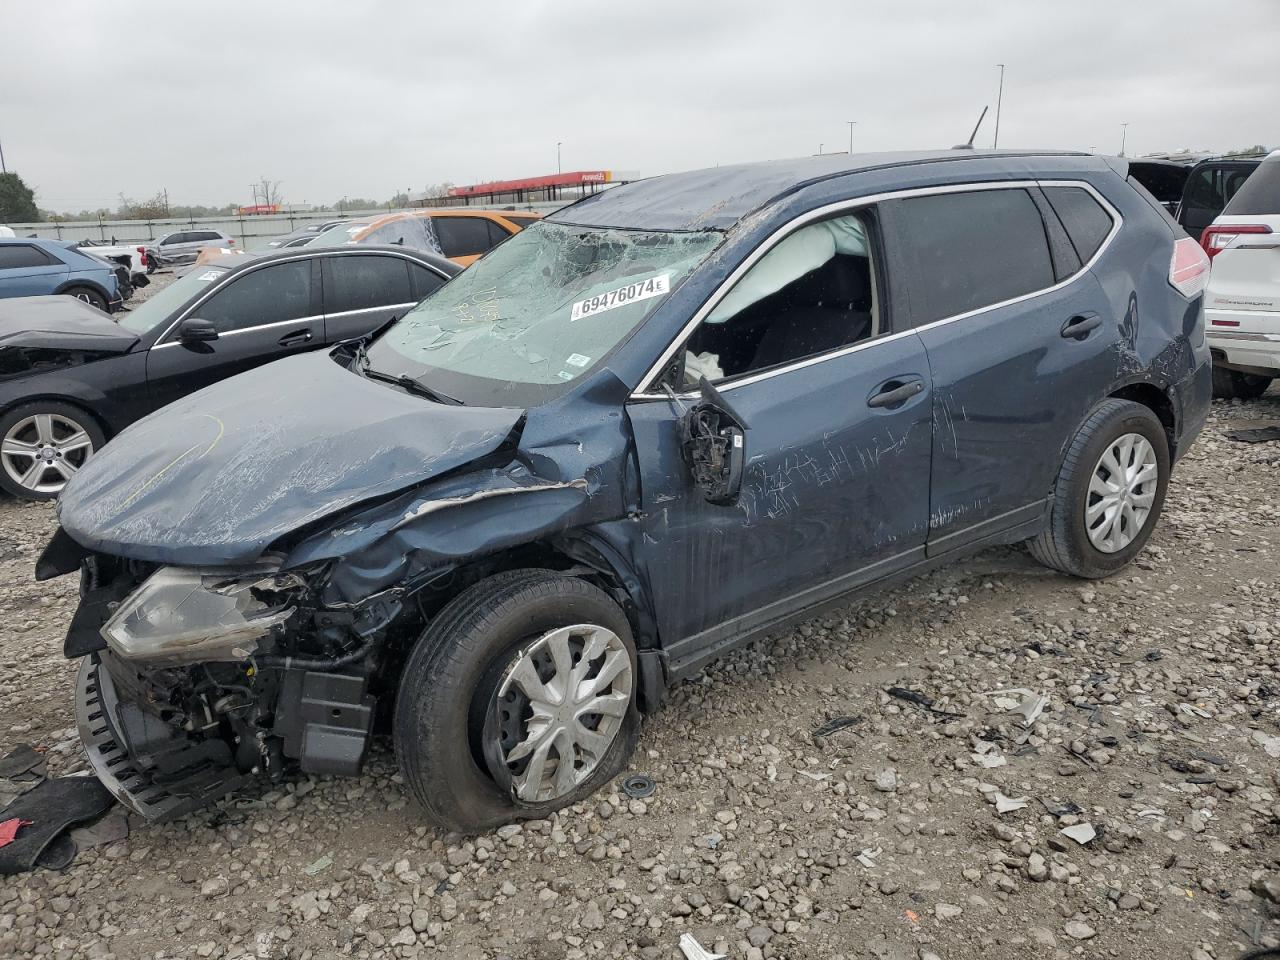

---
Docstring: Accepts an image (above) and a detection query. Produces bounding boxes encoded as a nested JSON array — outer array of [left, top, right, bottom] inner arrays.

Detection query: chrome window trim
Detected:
[[631, 178, 1122, 400], [323, 302, 417, 320], [151, 314, 324, 349], [153, 250, 449, 346]]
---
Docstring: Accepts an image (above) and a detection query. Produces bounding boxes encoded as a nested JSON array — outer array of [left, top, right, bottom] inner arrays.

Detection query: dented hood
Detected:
[[0, 295, 139, 353], [56, 351, 523, 566]]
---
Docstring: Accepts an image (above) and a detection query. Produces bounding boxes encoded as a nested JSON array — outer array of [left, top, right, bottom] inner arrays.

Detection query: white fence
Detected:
[[4, 201, 565, 248]]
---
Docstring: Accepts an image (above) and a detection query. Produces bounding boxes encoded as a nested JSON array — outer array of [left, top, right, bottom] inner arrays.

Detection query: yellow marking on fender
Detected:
[[119, 415, 225, 509]]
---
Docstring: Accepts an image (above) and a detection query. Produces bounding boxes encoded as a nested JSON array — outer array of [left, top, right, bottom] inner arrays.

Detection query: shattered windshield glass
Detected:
[[364, 221, 722, 404]]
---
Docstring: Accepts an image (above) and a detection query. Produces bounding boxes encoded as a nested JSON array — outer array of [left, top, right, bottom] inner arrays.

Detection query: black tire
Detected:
[[0, 401, 106, 501], [1028, 399, 1170, 579], [1211, 366, 1272, 400], [62, 286, 109, 312], [394, 569, 641, 833]]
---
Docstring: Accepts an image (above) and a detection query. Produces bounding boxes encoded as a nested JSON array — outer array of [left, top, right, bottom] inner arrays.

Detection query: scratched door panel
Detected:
[[625, 332, 933, 646], [916, 272, 1119, 539]]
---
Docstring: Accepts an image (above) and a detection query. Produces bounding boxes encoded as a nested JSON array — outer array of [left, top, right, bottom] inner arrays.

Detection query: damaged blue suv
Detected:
[[38, 150, 1213, 832]]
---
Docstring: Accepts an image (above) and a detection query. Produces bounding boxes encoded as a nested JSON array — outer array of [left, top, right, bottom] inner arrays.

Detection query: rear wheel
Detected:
[[0, 402, 104, 500], [394, 570, 640, 833], [1211, 366, 1272, 400], [1029, 399, 1170, 579], [62, 286, 108, 312]]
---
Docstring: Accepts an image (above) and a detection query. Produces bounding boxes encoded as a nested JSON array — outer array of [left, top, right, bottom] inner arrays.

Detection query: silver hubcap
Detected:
[[1, 413, 94, 494], [495, 624, 632, 803], [1086, 432, 1158, 553]]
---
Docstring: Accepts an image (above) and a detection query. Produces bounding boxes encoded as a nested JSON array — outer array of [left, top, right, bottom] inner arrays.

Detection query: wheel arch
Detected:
[[0, 394, 113, 441], [52, 279, 113, 304], [1106, 381, 1177, 456]]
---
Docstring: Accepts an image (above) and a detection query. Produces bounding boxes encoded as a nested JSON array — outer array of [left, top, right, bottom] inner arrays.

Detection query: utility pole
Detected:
[[163, 188, 169, 217], [819, 143, 824, 155], [557, 141, 562, 174], [847, 120, 857, 154], [1119, 122, 1129, 156], [0, 133, 6, 174], [993, 64, 1005, 149]]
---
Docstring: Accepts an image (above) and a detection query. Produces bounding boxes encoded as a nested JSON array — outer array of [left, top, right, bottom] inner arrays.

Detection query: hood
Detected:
[[57, 351, 524, 566], [0, 295, 138, 354]]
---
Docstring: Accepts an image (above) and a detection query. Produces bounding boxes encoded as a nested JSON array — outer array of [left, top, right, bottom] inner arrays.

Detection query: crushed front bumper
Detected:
[[75, 655, 251, 821]]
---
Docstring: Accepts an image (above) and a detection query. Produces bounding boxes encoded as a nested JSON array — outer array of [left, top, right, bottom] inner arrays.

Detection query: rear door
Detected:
[[145, 258, 320, 410], [1179, 162, 1258, 240], [319, 253, 421, 342], [1205, 158, 1280, 337], [0, 243, 68, 297], [880, 183, 1121, 552]]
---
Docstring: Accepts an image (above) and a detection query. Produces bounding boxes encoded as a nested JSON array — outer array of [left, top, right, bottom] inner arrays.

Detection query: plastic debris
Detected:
[[813, 716, 859, 737], [678, 933, 725, 960], [995, 793, 1029, 814], [856, 846, 882, 868], [0, 818, 32, 849], [985, 688, 1048, 726], [1060, 823, 1097, 845], [304, 853, 334, 876], [887, 686, 965, 720], [797, 770, 830, 782], [1251, 731, 1280, 758]]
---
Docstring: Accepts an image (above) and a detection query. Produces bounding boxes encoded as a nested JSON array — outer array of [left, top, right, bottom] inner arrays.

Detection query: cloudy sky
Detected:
[[4, 0, 1277, 212]]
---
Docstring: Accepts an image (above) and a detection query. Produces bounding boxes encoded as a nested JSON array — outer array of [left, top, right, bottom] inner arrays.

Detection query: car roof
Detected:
[[202, 244, 460, 277], [548, 149, 1096, 231]]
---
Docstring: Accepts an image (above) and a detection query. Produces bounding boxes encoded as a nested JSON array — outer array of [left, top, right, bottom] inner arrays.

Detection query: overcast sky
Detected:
[[4, 0, 1277, 212]]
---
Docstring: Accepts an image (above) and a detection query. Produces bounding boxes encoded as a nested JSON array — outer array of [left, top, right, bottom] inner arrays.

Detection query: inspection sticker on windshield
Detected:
[[571, 274, 670, 321], [196, 270, 223, 281]]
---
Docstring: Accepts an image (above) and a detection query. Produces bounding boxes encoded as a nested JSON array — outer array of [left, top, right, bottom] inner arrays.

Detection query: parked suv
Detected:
[[0, 237, 122, 311], [146, 229, 236, 266], [39, 151, 1211, 832], [1203, 149, 1280, 398]]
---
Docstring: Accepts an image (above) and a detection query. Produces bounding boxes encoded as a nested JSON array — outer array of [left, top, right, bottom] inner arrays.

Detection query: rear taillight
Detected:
[[228, 239, 236, 246], [1169, 237, 1210, 298], [1200, 223, 1272, 259]]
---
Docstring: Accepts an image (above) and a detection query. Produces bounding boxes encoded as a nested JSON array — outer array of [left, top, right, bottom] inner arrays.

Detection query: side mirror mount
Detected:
[[679, 376, 748, 506], [178, 318, 219, 343]]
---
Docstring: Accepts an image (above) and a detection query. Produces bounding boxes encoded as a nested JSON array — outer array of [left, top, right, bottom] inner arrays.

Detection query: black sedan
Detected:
[[0, 246, 458, 500]]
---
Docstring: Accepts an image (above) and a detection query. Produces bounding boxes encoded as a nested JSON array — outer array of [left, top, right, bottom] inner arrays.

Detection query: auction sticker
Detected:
[[571, 274, 670, 321]]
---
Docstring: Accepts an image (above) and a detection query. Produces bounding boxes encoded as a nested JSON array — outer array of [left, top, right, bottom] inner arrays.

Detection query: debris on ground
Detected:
[[678, 932, 725, 960]]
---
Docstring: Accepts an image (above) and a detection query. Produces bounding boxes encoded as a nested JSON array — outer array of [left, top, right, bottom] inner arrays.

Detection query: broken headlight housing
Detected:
[[101, 565, 299, 666]]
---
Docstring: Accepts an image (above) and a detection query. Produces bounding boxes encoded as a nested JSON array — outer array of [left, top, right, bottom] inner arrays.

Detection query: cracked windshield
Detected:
[[365, 221, 723, 402]]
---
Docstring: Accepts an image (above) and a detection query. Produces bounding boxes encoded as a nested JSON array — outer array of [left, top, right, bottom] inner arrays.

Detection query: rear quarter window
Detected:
[[1222, 160, 1280, 216], [888, 188, 1055, 326], [1042, 186, 1115, 262]]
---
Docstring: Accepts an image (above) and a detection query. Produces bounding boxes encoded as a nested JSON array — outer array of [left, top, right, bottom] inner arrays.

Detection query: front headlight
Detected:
[[102, 565, 297, 665]]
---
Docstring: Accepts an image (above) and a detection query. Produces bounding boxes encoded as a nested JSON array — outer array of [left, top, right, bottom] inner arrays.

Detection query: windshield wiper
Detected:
[[361, 367, 461, 405]]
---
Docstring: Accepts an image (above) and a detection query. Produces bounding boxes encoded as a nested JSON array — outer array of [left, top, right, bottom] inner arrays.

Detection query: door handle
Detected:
[[867, 379, 924, 409], [278, 328, 314, 347], [1061, 313, 1102, 340]]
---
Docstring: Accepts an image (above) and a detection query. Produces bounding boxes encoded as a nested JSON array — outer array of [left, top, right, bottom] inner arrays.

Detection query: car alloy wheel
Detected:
[[1084, 432, 1158, 554], [492, 623, 633, 804], [1, 412, 95, 495]]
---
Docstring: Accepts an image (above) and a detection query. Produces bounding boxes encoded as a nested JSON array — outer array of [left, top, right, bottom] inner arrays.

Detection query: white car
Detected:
[[1204, 149, 1280, 399], [146, 229, 236, 266], [75, 241, 150, 284]]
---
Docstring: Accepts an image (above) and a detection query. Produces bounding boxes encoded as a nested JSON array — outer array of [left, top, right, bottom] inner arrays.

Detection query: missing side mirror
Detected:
[[679, 377, 748, 506]]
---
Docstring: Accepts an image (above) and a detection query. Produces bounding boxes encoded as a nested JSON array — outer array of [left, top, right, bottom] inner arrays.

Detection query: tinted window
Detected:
[[408, 262, 446, 299], [195, 260, 313, 333], [192, 231, 222, 242], [0, 245, 57, 269], [487, 220, 512, 247], [1223, 160, 1280, 215], [504, 215, 541, 228], [159, 233, 186, 245], [891, 189, 1055, 326], [1182, 165, 1255, 218], [324, 255, 412, 313], [433, 217, 495, 258], [1042, 187, 1115, 262]]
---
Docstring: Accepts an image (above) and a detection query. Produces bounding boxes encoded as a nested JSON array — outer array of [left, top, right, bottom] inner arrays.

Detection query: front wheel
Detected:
[[394, 570, 640, 833], [63, 286, 108, 312], [1029, 399, 1170, 579], [0, 402, 105, 501], [1211, 366, 1272, 400]]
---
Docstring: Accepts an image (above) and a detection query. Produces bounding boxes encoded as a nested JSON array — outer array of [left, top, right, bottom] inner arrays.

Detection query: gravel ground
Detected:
[[1, 304, 1277, 959]]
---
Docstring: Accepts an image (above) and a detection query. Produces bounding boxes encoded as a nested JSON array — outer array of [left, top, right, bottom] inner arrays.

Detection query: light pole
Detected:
[[847, 120, 857, 154], [0, 134, 6, 175], [993, 64, 1005, 149], [557, 142, 562, 174], [1119, 123, 1129, 157]]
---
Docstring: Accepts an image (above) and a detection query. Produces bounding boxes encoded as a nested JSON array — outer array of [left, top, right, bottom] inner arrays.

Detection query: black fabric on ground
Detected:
[[1226, 426, 1280, 444], [0, 744, 43, 779], [0, 776, 114, 875]]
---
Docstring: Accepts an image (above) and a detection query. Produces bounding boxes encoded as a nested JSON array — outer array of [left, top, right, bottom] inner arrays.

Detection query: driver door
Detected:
[[624, 209, 933, 677]]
